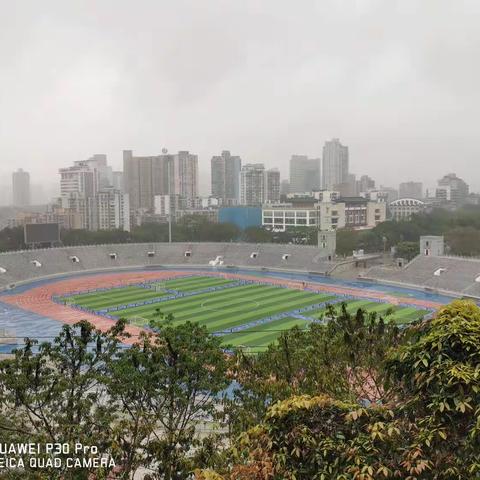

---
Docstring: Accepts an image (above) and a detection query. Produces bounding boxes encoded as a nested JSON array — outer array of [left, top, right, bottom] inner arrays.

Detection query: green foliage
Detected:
[[0, 320, 127, 479], [106, 317, 229, 480], [59, 217, 241, 246], [337, 206, 480, 256], [242, 227, 274, 243], [224, 304, 402, 437], [0, 318, 228, 480], [445, 226, 480, 256], [221, 300, 480, 480], [386, 300, 480, 478], [335, 228, 362, 256], [394, 241, 420, 261], [2, 298, 480, 479], [229, 394, 404, 480]]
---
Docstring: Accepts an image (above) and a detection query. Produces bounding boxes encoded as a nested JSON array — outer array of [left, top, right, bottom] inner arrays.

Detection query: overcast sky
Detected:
[[1, 0, 479, 201]]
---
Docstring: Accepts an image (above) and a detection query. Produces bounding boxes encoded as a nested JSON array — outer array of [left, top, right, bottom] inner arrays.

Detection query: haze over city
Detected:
[[1, 0, 480, 203]]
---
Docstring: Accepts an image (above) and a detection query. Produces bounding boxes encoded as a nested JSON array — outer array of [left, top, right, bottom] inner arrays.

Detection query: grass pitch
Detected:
[[63, 275, 430, 351]]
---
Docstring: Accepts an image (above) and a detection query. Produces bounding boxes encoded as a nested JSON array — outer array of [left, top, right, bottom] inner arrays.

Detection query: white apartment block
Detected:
[[59, 163, 99, 197], [58, 156, 130, 231], [94, 190, 130, 232]]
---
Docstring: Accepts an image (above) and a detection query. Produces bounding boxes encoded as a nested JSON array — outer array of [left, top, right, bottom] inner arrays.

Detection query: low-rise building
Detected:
[[262, 198, 385, 232], [342, 197, 386, 229], [389, 198, 426, 221]]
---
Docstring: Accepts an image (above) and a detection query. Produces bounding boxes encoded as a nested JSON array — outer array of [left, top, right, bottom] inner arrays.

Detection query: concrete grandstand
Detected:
[[0, 242, 337, 290], [1, 239, 479, 300], [363, 236, 480, 299], [363, 255, 480, 299]]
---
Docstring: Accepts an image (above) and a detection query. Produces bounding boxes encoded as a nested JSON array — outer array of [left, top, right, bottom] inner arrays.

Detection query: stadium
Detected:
[[1, 236, 475, 354]]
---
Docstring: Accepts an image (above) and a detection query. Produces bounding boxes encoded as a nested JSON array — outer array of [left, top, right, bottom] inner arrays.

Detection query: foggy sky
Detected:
[[1, 0, 480, 200]]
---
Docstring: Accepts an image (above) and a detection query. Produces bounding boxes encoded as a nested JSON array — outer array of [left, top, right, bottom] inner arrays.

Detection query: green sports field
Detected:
[[62, 275, 430, 352]]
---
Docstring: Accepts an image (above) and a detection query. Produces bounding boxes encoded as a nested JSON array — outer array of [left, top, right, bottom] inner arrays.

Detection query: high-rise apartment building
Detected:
[[265, 168, 281, 203], [58, 155, 129, 231], [59, 162, 99, 197], [83, 154, 112, 189], [435, 173, 468, 205], [240, 164, 265, 206], [211, 150, 241, 205], [123, 151, 169, 211], [93, 188, 130, 232], [322, 138, 349, 190], [357, 175, 375, 194], [171, 151, 198, 200], [112, 171, 124, 192], [12, 168, 31, 206], [59, 154, 112, 197], [123, 150, 198, 211], [289, 155, 320, 193], [280, 179, 290, 196], [240, 164, 280, 206], [399, 181, 423, 200]]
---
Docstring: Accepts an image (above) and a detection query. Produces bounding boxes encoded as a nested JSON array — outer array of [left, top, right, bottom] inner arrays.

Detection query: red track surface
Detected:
[[1, 271, 443, 344]]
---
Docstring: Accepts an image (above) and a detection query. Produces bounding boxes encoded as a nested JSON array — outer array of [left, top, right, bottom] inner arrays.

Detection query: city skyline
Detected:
[[1, 138, 479, 203], [1, 0, 480, 194], [2, 145, 477, 208]]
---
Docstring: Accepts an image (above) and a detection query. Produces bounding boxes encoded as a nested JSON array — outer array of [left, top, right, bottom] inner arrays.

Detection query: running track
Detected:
[[0, 269, 446, 346]]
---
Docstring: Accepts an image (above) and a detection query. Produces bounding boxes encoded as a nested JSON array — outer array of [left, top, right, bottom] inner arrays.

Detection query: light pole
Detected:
[[168, 159, 172, 244]]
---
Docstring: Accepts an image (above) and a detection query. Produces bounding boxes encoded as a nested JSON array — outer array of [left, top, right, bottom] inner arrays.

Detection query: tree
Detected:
[[243, 227, 273, 243], [221, 394, 404, 480], [209, 300, 480, 480], [335, 228, 360, 256], [106, 318, 229, 480], [224, 303, 402, 438], [445, 226, 480, 256], [385, 300, 480, 478], [0, 320, 127, 480], [394, 241, 420, 261]]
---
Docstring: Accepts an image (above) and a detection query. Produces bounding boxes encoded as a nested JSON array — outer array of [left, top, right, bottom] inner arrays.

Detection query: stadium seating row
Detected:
[[363, 255, 480, 298], [0, 242, 334, 290]]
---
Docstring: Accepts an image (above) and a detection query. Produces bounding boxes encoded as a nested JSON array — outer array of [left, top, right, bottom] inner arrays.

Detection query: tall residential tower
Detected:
[[240, 164, 280, 206], [123, 150, 198, 211], [322, 138, 349, 190], [12, 168, 31, 206], [289, 155, 320, 193], [211, 150, 241, 205]]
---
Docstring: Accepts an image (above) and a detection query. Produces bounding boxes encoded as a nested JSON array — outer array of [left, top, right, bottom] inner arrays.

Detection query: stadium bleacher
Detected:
[[0, 242, 336, 290], [363, 255, 480, 298]]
